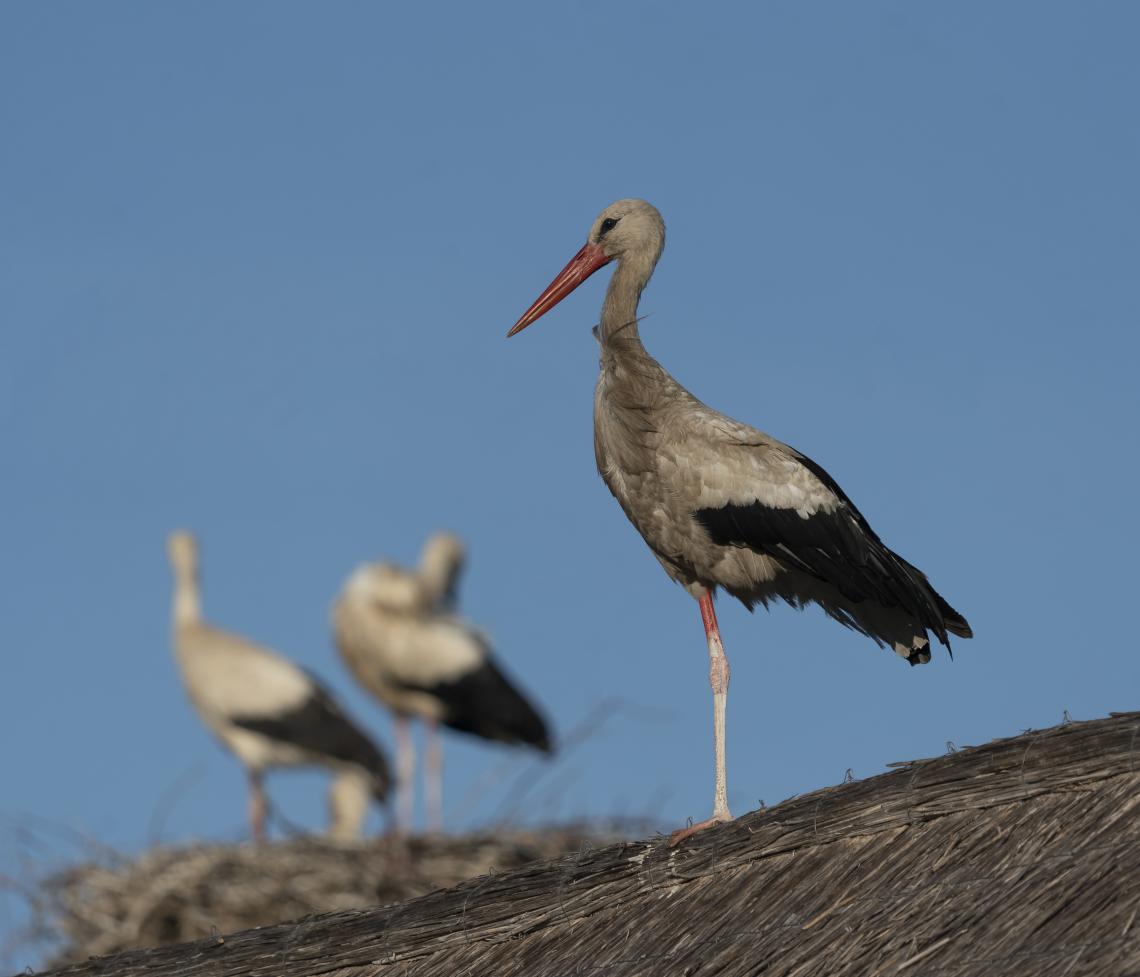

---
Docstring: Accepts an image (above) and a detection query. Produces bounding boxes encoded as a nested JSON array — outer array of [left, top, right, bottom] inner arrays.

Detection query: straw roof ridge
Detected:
[[31, 710, 1140, 977]]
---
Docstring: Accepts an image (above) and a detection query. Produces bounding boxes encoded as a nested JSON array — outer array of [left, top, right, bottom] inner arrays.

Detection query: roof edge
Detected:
[[40, 711, 1140, 977]]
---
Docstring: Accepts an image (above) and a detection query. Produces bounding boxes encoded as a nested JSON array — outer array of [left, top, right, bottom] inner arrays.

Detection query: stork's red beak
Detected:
[[507, 242, 612, 337]]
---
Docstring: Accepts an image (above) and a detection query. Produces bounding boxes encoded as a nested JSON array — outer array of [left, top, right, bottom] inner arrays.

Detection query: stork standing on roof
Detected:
[[332, 533, 552, 832], [168, 531, 391, 841], [506, 199, 972, 844]]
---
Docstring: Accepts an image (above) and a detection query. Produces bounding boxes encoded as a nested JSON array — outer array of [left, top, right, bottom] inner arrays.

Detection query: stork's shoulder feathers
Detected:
[[385, 615, 489, 688], [333, 586, 486, 688], [175, 622, 314, 719], [596, 347, 838, 508], [658, 397, 845, 518]]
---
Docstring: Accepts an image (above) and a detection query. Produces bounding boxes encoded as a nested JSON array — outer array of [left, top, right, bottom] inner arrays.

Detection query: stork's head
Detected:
[[588, 199, 665, 264], [508, 198, 665, 336]]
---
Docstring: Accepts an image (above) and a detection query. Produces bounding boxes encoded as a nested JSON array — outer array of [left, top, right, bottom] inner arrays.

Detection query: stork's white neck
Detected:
[[599, 248, 657, 350], [418, 537, 462, 611], [172, 569, 203, 629]]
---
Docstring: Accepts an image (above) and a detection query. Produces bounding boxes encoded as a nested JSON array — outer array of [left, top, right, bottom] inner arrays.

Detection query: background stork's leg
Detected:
[[670, 590, 734, 846], [394, 714, 415, 833], [248, 770, 267, 843], [425, 718, 443, 833]]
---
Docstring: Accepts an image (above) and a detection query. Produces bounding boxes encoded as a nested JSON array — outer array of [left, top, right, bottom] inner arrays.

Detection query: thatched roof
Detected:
[[32, 712, 1140, 977]]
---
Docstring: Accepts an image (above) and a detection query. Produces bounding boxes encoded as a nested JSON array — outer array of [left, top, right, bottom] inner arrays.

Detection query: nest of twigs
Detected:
[[32, 826, 629, 967]]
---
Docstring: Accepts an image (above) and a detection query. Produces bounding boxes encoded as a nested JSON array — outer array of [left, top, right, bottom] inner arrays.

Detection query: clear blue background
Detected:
[[3, 2, 1138, 967]]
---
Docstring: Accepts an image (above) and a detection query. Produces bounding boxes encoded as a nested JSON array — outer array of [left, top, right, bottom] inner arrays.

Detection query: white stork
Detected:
[[332, 533, 552, 832], [506, 199, 972, 844], [168, 531, 391, 841]]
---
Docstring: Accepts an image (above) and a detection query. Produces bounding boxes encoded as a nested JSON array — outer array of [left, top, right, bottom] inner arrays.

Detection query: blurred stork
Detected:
[[332, 533, 551, 832], [168, 531, 391, 841], [507, 199, 972, 844]]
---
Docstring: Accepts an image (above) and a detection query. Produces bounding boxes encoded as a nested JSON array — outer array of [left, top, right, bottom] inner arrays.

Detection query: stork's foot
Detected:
[[668, 808, 734, 847]]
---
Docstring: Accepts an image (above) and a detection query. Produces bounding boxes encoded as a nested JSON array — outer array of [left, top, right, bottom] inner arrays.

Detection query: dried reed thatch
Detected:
[[31, 711, 1140, 977]]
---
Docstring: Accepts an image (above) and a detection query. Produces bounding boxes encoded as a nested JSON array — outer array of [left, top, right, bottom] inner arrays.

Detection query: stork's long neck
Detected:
[[599, 250, 656, 351], [419, 549, 461, 612], [172, 568, 203, 629]]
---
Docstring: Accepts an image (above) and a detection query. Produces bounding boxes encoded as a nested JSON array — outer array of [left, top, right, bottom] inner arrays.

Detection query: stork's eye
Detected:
[[599, 217, 620, 237]]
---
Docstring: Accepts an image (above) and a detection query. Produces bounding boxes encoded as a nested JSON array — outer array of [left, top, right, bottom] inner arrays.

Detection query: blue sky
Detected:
[[3, 1, 1139, 964]]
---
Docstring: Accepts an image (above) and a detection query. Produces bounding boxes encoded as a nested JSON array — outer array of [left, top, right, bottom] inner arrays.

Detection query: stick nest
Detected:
[[35, 825, 628, 967]]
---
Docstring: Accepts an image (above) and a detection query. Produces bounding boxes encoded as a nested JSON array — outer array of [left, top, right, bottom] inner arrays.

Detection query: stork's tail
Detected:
[[933, 591, 973, 640]]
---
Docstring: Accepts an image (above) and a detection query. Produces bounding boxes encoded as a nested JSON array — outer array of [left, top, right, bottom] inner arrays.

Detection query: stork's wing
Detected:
[[232, 680, 392, 793], [390, 627, 552, 752], [685, 417, 969, 643]]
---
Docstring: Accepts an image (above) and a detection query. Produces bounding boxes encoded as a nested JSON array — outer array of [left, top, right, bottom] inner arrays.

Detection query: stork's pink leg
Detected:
[[425, 718, 443, 833], [248, 770, 267, 844], [670, 590, 733, 846], [393, 715, 415, 833]]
